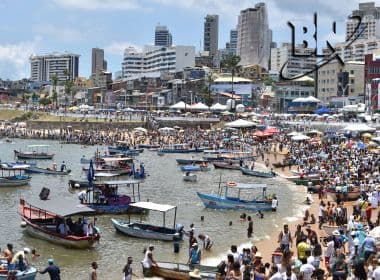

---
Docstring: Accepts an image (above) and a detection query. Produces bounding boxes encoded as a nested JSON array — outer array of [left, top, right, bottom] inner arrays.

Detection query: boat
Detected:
[[147, 262, 220, 280], [180, 165, 201, 172], [130, 163, 146, 179], [137, 144, 160, 149], [82, 157, 133, 176], [183, 173, 197, 182], [14, 145, 54, 160], [111, 201, 184, 241], [327, 188, 361, 201], [24, 166, 71, 175], [0, 264, 37, 280], [203, 150, 255, 162], [19, 198, 100, 249], [80, 179, 143, 214], [176, 159, 209, 165], [0, 167, 31, 187], [272, 160, 294, 168], [197, 182, 276, 211], [241, 167, 276, 178], [213, 161, 241, 170], [108, 141, 143, 156], [68, 173, 119, 189], [159, 144, 204, 154]]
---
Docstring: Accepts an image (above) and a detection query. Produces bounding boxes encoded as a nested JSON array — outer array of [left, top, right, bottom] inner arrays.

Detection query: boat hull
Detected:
[[159, 148, 204, 154], [183, 175, 197, 182], [241, 168, 275, 178], [149, 262, 219, 280], [0, 176, 31, 187], [197, 192, 273, 211], [213, 162, 241, 170], [82, 167, 130, 175], [111, 219, 182, 241], [176, 159, 208, 165], [328, 191, 360, 201], [0, 267, 37, 280], [25, 167, 71, 175], [14, 150, 54, 160], [180, 165, 201, 172]]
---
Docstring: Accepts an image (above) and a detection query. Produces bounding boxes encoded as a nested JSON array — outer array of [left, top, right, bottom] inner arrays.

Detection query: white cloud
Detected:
[[33, 25, 84, 43], [53, 0, 140, 10], [0, 38, 41, 80], [104, 41, 142, 55]]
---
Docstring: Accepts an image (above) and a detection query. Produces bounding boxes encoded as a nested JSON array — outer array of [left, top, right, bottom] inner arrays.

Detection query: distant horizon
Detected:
[[0, 0, 370, 80]]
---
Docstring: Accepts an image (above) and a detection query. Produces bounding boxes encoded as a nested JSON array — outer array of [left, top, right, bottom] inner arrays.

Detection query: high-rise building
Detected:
[[155, 25, 172, 47], [237, 3, 271, 70], [91, 48, 107, 75], [203, 15, 219, 57], [30, 52, 79, 82], [346, 2, 380, 40], [122, 45, 195, 79], [226, 28, 238, 55]]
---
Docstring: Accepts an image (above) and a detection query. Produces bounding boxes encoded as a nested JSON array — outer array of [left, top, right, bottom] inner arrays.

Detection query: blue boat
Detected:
[[0, 265, 37, 280], [197, 182, 276, 211], [159, 144, 204, 154], [108, 141, 143, 156], [180, 165, 201, 172], [241, 167, 276, 178]]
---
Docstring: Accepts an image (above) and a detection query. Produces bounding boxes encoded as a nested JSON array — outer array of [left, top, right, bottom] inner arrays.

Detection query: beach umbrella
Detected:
[[225, 119, 256, 128], [87, 160, 95, 189], [291, 134, 310, 141], [287, 131, 300, 136], [134, 127, 147, 133], [159, 127, 175, 132]]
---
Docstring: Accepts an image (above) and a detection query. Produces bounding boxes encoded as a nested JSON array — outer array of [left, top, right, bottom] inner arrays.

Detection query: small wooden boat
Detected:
[[19, 198, 100, 249], [181, 165, 201, 172], [183, 173, 197, 182], [0, 265, 37, 280], [111, 201, 183, 241], [213, 161, 241, 170], [82, 157, 132, 176], [241, 167, 276, 178], [0, 167, 31, 187], [327, 190, 361, 201], [25, 166, 71, 175], [176, 159, 209, 165], [14, 145, 54, 160], [159, 144, 204, 154], [197, 182, 276, 211], [148, 262, 220, 280]]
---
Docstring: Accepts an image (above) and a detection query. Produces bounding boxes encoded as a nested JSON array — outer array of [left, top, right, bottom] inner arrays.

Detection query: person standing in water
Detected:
[[123, 257, 138, 280], [39, 259, 61, 280], [247, 216, 253, 238], [90, 262, 98, 280]]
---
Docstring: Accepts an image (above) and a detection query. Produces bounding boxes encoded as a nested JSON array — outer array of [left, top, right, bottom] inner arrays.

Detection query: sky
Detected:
[[0, 0, 376, 80]]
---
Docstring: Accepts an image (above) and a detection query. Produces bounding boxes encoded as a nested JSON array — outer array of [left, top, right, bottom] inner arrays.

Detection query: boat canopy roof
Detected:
[[101, 157, 132, 162], [226, 183, 267, 189], [103, 179, 141, 185], [94, 172, 119, 177], [34, 199, 95, 217], [130, 201, 176, 212], [116, 141, 129, 144], [27, 144, 50, 148]]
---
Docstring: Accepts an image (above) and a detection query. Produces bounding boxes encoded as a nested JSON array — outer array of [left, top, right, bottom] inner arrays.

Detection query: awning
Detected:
[[101, 157, 132, 162], [31, 199, 95, 217], [225, 119, 256, 128], [130, 201, 176, 212], [103, 179, 141, 185]]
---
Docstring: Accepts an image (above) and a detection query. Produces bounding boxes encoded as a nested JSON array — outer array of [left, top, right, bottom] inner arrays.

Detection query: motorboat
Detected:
[[25, 166, 71, 175], [14, 145, 54, 160], [183, 173, 197, 182], [241, 167, 276, 178]]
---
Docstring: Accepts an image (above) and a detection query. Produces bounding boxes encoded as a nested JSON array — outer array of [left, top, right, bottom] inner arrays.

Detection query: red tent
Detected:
[[264, 127, 279, 134]]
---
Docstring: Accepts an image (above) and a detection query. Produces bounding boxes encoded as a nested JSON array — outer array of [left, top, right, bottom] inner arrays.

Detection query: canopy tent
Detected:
[[158, 127, 175, 131], [170, 101, 190, 110], [293, 96, 321, 103], [287, 131, 300, 136], [291, 134, 310, 141], [210, 103, 227, 111], [133, 127, 147, 133], [314, 107, 330, 115], [130, 201, 176, 212], [307, 129, 322, 135], [224, 119, 256, 128], [341, 123, 376, 132], [190, 102, 209, 111]]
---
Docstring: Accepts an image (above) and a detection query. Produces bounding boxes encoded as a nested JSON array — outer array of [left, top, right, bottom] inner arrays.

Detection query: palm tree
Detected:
[[51, 74, 58, 108], [220, 54, 241, 112]]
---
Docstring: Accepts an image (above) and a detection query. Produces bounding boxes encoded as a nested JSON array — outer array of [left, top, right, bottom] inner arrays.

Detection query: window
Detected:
[[350, 70, 354, 74]]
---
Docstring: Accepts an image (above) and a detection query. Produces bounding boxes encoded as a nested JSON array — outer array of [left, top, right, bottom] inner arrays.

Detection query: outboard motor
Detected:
[[39, 187, 50, 200]]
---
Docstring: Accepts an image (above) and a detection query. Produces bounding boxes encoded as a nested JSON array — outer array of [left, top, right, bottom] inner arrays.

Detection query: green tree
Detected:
[[220, 55, 241, 111], [201, 73, 214, 107], [39, 97, 52, 106], [63, 69, 74, 105], [51, 74, 58, 108]]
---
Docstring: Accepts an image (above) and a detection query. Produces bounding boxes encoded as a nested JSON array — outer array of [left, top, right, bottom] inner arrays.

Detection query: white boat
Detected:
[[111, 201, 183, 241], [0, 265, 37, 280], [183, 173, 197, 182]]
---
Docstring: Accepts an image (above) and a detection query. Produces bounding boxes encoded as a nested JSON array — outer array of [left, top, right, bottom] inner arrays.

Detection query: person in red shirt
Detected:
[[366, 203, 372, 222]]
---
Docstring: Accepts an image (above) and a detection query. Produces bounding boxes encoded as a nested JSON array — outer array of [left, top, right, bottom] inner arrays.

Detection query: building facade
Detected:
[[237, 3, 270, 70], [155, 25, 172, 47], [225, 28, 238, 55], [346, 2, 380, 40], [323, 39, 380, 62], [122, 45, 195, 79], [30, 53, 79, 82], [91, 48, 107, 75], [365, 53, 380, 110], [317, 61, 364, 105], [270, 43, 316, 79], [204, 15, 219, 58]]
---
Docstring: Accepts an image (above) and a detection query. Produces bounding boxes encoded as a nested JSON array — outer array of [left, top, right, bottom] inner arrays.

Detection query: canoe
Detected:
[[25, 166, 71, 175], [0, 175, 31, 187], [14, 150, 54, 160], [176, 159, 209, 165], [0, 266, 37, 280], [148, 262, 220, 280], [183, 174, 197, 182], [111, 219, 183, 241], [241, 167, 276, 178], [213, 162, 241, 170]]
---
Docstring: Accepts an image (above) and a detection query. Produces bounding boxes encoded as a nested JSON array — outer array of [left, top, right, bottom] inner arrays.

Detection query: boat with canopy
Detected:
[[14, 145, 54, 160], [0, 166, 31, 187]]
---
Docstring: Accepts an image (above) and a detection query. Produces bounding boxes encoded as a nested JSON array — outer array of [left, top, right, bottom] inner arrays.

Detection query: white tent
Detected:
[[292, 96, 321, 103], [291, 134, 310, 141], [190, 102, 209, 110], [158, 127, 175, 131], [341, 123, 376, 132], [210, 103, 227, 111], [133, 127, 147, 133], [287, 131, 300, 136], [170, 101, 190, 110], [292, 97, 307, 103], [304, 96, 321, 103], [225, 119, 256, 128]]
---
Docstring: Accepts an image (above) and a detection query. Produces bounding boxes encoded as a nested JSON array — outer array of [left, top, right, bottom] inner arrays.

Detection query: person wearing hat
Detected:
[[11, 248, 30, 267], [39, 258, 61, 280], [188, 243, 201, 266], [189, 268, 201, 279]]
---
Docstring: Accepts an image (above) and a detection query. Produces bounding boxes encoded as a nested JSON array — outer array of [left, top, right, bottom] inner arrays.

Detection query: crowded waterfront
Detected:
[[0, 113, 380, 279]]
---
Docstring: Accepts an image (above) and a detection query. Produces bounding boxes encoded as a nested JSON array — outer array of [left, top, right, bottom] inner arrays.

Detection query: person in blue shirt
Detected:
[[39, 259, 61, 280], [188, 243, 201, 266]]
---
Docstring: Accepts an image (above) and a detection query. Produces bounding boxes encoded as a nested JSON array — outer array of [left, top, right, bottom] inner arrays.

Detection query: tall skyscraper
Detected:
[[237, 3, 270, 69], [155, 25, 172, 47], [30, 52, 79, 82], [226, 28, 238, 55], [203, 15, 219, 57], [346, 2, 380, 40], [91, 48, 107, 75]]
